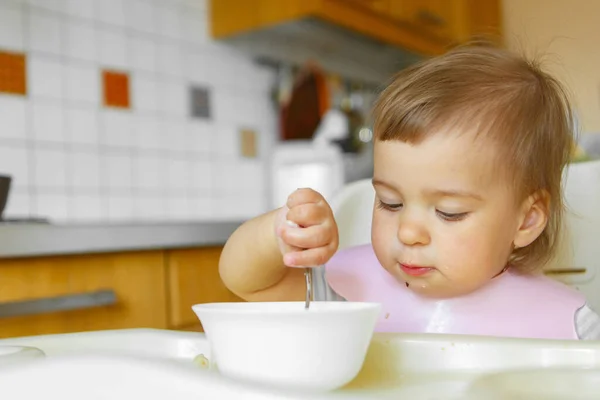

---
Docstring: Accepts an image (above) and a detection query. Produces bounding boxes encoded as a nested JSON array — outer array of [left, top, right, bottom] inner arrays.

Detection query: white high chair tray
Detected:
[[0, 329, 599, 399]]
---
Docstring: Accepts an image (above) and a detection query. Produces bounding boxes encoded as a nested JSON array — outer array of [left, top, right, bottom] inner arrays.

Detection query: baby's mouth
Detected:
[[398, 263, 435, 277]]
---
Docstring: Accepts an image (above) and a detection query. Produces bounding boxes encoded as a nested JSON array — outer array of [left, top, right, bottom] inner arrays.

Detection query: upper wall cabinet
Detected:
[[209, 0, 502, 82]]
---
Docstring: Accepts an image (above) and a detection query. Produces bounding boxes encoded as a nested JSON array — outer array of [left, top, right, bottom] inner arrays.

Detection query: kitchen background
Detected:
[[0, 0, 277, 223], [0, 0, 599, 224], [0, 0, 599, 338]]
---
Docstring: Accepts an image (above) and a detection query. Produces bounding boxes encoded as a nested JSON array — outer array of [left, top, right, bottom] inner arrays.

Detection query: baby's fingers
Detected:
[[280, 224, 333, 249], [283, 246, 335, 268]]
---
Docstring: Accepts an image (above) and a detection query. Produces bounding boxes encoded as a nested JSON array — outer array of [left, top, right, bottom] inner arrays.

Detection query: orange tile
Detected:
[[103, 70, 130, 109], [0, 50, 26, 96]]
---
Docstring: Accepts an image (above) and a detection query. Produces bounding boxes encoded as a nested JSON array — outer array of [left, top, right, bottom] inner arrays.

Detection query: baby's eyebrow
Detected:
[[371, 178, 395, 190], [372, 178, 483, 201], [426, 189, 484, 201]]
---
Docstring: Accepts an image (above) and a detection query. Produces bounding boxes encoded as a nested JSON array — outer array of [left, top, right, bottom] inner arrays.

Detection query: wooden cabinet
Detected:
[[0, 251, 167, 339], [388, 0, 468, 43], [345, 0, 391, 15], [166, 247, 242, 332], [0, 246, 240, 338], [210, 0, 502, 57]]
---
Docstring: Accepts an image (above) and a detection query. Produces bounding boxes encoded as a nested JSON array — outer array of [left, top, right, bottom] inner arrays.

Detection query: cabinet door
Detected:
[[344, 0, 390, 15], [0, 251, 167, 339], [389, 0, 466, 43], [166, 247, 243, 331]]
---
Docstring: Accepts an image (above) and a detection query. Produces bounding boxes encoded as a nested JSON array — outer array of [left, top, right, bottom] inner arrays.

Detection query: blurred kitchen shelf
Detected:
[[210, 0, 502, 83], [0, 221, 243, 258]]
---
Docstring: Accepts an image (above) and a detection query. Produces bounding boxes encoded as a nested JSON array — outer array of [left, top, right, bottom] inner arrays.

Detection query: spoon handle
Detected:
[[304, 267, 312, 309]]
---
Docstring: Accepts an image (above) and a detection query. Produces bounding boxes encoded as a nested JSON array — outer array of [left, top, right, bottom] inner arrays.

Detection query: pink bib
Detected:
[[325, 244, 585, 339]]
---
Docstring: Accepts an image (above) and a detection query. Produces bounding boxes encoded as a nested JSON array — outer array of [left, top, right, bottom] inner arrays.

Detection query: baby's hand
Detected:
[[275, 188, 339, 268]]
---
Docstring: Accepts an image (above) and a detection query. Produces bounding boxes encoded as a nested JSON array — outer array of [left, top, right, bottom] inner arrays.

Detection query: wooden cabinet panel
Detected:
[[210, 0, 322, 38], [344, 0, 390, 15], [0, 251, 167, 339], [210, 0, 502, 57], [388, 0, 468, 43], [166, 247, 243, 331]]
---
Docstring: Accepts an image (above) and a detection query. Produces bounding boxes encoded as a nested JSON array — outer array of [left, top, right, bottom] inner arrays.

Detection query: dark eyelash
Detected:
[[377, 200, 403, 211], [437, 211, 468, 221]]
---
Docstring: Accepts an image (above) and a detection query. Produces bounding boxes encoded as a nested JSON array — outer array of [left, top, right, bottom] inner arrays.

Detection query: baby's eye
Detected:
[[436, 210, 468, 222], [377, 200, 403, 211]]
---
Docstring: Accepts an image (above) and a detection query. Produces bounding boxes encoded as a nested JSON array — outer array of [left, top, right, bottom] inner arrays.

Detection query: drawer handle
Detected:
[[544, 268, 587, 276], [0, 289, 117, 318]]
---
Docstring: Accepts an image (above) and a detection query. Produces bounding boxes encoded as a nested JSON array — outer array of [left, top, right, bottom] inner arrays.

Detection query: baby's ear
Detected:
[[513, 190, 550, 248]]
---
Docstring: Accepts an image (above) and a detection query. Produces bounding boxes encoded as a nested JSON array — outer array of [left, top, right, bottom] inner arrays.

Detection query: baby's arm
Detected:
[[219, 189, 339, 302], [219, 208, 305, 301]]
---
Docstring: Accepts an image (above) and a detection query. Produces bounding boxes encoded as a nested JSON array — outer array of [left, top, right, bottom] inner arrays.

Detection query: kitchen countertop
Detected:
[[0, 220, 243, 258]]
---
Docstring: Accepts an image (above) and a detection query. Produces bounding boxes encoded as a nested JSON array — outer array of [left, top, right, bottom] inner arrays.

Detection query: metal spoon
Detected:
[[304, 267, 312, 309], [285, 220, 312, 309]]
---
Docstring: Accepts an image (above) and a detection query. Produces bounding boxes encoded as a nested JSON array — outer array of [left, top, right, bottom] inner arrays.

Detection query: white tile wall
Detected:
[[0, 145, 29, 188], [35, 192, 70, 220], [0, 0, 275, 222], [34, 147, 68, 189], [69, 150, 100, 190], [130, 35, 157, 73], [65, 0, 94, 20], [64, 21, 96, 62], [0, 96, 27, 140], [96, 0, 126, 27], [65, 63, 99, 103], [32, 101, 65, 142], [28, 10, 62, 55], [0, 3, 25, 51], [28, 55, 64, 99], [5, 188, 31, 217], [66, 106, 99, 145], [126, 0, 155, 35], [99, 28, 128, 69]]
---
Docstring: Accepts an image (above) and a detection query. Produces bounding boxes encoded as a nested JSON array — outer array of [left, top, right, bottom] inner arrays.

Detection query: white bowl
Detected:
[[192, 301, 381, 392]]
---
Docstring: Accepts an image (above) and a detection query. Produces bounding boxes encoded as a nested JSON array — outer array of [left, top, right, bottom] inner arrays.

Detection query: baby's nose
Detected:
[[397, 220, 430, 246]]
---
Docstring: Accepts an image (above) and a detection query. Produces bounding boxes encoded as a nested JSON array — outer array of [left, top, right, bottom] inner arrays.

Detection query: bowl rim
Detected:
[[192, 301, 381, 315]]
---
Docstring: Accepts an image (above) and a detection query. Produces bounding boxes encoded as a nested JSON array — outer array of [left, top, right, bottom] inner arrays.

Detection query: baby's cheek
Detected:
[[437, 232, 485, 275], [444, 232, 479, 260]]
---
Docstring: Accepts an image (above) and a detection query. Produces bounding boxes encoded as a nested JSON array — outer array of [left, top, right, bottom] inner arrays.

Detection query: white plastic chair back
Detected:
[[329, 179, 374, 250], [563, 159, 600, 265], [555, 160, 600, 301]]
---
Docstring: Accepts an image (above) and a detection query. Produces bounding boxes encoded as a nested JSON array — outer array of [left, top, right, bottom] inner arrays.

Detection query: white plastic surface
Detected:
[[559, 160, 600, 310], [2, 329, 600, 398], [192, 301, 381, 391], [468, 367, 600, 400], [0, 345, 45, 367]]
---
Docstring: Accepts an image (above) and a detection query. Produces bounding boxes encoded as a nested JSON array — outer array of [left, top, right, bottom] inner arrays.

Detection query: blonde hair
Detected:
[[371, 43, 575, 273]]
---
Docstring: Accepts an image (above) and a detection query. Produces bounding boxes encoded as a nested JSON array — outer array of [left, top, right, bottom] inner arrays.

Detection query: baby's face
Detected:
[[371, 131, 525, 298]]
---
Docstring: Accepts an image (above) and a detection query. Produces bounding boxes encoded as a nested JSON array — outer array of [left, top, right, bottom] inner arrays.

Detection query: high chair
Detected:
[[329, 178, 374, 250], [559, 159, 600, 310], [329, 160, 600, 310]]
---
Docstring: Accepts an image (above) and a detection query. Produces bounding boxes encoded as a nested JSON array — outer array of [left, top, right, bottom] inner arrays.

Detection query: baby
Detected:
[[219, 43, 600, 340]]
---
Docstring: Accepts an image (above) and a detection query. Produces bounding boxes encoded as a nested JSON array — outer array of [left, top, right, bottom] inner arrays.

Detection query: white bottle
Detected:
[[270, 109, 348, 208]]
